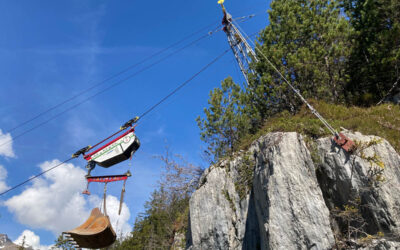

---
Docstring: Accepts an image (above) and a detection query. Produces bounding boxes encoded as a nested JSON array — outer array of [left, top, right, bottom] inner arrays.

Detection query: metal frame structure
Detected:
[[221, 5, 258, 86]]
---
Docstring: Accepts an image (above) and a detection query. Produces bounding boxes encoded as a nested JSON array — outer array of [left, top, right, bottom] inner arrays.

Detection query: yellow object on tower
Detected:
[[217, 0, 225, 5]]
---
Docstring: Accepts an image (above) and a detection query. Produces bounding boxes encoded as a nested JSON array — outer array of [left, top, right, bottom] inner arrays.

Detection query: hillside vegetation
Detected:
[[240, 101, 400, 153], [197, 0, 400, 162], [110, 152, 202, 250]]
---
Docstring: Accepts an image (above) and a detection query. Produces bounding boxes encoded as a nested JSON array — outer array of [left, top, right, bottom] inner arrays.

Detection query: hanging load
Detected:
[[63, 208, 116, 249], [63, 117, 139, 248], [72, 116, 140, 176], [63, 171, 131, 248]]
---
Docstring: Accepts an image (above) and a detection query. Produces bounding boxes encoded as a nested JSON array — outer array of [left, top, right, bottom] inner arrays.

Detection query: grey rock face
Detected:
[[187, 132, 335, 249], [187, 131, 400, 249], [316, 131, 400, 236], [171, 232, 186, 250], [359, 239, 400, 250], [251, 132, 335, 250], [187, 159, 254, 249], [254, 133, 334, 249]]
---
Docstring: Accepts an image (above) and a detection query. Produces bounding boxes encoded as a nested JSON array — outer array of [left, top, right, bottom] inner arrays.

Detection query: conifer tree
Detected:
[[342, 0, 400, 105], [253, 0, 351, 113], [196, 77, 250, 161], [53, 235, 75, 250]]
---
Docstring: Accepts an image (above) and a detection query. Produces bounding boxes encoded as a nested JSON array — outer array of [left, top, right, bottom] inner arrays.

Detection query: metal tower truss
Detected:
[[221, 6, 258, 86]]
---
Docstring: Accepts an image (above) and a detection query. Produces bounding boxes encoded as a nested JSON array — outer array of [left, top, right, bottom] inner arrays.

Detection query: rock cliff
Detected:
[[0, 234, 29, 250], [186, 131, 400, 249]]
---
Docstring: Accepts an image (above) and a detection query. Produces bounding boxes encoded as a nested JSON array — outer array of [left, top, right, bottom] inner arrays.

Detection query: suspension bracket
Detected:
[[333, 133, 355, 153]]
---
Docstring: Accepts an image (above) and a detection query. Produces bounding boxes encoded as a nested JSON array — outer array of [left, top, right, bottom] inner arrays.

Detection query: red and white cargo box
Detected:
[[84, 128, 140, 168]]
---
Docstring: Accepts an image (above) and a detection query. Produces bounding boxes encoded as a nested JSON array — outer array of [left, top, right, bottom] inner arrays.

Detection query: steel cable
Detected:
[[0, 157, 74, 196], [0, 47, 230, 197], [0, 32, 217, 150], [4, 21, 222, 135]]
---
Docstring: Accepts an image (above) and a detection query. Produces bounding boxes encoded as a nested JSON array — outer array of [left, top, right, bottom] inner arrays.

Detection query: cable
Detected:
[[0, 12, 261, 147], [232, 19, 338, 136], [0, 32, 216, 149], [0, 157, 74, 196], [232, 53, 246, 88], [4, 21, 222, 135], [232, 8, 268, 22], [137, 48, 231, 121], [0, 47, 230, 197], [377, 76, 400, 105], [4, 11, 262, 135], [0, 12, 259, 197]]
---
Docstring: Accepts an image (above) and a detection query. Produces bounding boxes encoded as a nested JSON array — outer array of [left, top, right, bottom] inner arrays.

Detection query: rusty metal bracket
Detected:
[[333, 133, 356, 152]]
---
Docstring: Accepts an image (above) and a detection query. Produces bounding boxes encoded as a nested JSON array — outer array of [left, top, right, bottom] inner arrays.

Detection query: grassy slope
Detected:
[[240, 101, 400, 153]]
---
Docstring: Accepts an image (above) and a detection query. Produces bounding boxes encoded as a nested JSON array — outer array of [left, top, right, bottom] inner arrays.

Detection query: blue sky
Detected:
[[0, 0, 269, 247]]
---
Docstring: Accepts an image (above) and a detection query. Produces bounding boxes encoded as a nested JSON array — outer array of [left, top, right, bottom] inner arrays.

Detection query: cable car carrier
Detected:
[[72, 116, 141, 176], [65, 116, 140, 249]]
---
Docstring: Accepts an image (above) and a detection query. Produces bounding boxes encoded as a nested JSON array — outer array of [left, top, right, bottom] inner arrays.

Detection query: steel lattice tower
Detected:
[[221, 5, 258, 86]]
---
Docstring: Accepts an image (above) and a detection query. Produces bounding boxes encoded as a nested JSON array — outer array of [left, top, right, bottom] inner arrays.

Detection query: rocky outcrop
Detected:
[[359, 239, 400, 250], [187, 132, 335, 249], [251, 132, 335, 249], [317, 131, 400, 238], [187, 158, 254, 249], [187, 131, 400, 249]]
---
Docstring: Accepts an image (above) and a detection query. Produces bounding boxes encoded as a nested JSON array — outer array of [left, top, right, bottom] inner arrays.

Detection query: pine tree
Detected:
[[342, 0, 400, 105], [196, 77, 250, 161], [253, 0, 351, 114], [53, 235, 75, 250]]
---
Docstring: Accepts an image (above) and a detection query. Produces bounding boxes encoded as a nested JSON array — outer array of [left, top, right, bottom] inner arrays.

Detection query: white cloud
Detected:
[[14, 230, 51, 250], [5, 160, 87, 234], [4, 159, 132, 237], [0, 165, 9, 193], [0, 129, 15, 158]]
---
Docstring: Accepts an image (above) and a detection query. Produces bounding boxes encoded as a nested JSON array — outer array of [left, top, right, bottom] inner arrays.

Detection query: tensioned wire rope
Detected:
[[3, 13, 258, 135], [231, 18, 339, 137], [0, 47, 231, 197], [0, 10, 265, 196], [0, 27, 217, 149], [0, 158, 75, 196], [3, 21, 220, 135], [0, 13, 261, 150]]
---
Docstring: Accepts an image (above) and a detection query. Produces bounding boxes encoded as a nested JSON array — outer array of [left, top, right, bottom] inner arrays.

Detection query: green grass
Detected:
[[232, 152, 254, 200], [239, 100, 400, 153], [222, 189, 236, 212]]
